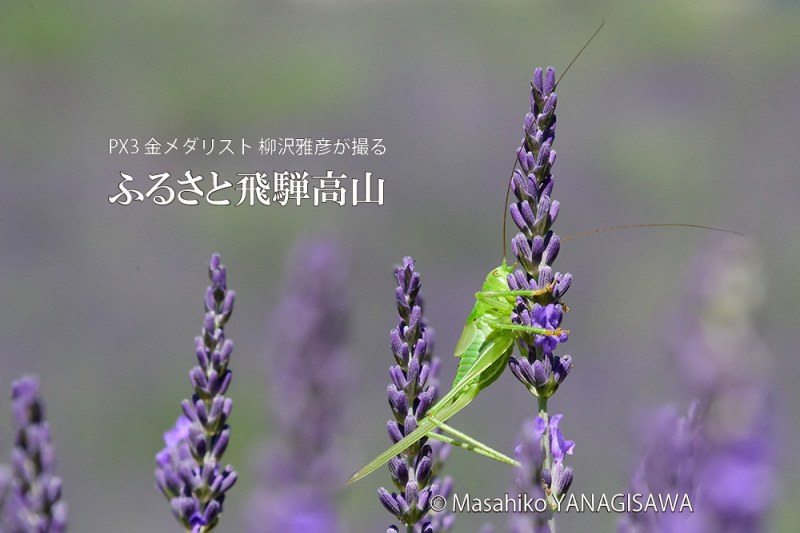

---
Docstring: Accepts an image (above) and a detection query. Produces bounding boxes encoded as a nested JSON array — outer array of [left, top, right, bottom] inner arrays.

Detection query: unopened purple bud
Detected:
[[395, 287, 410, 317], [418, 363, 430, 388], [205, 287, 216, 314], [388, 421, 404, 444], [408, 305, 422, 332], [549, 199, 560, 224], [532, 360, 549, 388], [218, 339, 233, 365], [216, 370, 232, 396], [521, 200, 537, 230], [222, 290, 235, 318], [512, 170, 526, 197], [537, 142, 552, 169], [406, 357, 420, 390], [189, 367, 207, 389], [405, 481, 419, 508], [389, 457, 409, 485], [509, 357, 536, 388], [379, 488, 402, 516], [415, 390, 434, 419], [416, 456, 432, 484], [390, 366, 407, 390], [538, 266, 554, 289], [203, 500, 222, 524], [219, 469, 237, 492], [531, 235, 545, 262], [510, 204, 528, 233], [555, 355, 573, 383], [542, 93, 557, 117], [544, 67, 556, 95], [209, 253, 221, 271], [180, 399, 196, 422], [203, 312, 215, 334], [404, 415, 418, 436], [211, 265, 226, 290], [407, 272, 421, 299], [553, 464, 574, 498], [195, 338, 209, 369], [388, 386, 408, 415], [532, 67, 544, 94], [553, 272, 572, 298], [543, 235, 560, 265], [417, 489, 431, 512], [413, 338, 427, 360], [390, 329, 404, 357]]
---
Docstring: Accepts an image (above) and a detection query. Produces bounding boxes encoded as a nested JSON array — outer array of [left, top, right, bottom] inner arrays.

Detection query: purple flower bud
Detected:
[[379, 488, 402, 516], [532, 360, 548, 388], [532, 67, 544, 94], [388, 421, 404, 444], [543, 235, 560, 265], [380, 258, 453, 531], [554, 355, 573, 384], [544, 66, 556, 95], [156, 254, 237, 531], [6, 376, 68, 531]]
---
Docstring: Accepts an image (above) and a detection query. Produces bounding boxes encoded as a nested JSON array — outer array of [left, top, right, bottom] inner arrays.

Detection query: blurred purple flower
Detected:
[[619, 238, 777, 532], [3, 375, 67, 532], [509, 417, 549, 533], [247, 238, 352, 533], [506, 414, 574, 533], [155, 253, 237, 532], [380, 257, 453, 532]]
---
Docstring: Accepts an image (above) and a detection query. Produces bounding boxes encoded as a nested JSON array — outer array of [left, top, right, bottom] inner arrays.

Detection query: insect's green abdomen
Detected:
[[453, 322, 513, 391], [453, 332, 483, 387]]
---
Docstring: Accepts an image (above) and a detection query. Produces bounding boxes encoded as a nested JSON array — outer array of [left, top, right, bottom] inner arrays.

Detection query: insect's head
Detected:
[[488, 262, 514, 282]]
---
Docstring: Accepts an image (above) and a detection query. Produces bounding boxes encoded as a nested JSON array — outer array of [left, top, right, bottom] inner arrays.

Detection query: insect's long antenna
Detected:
[[554, 19, 605, 90], [562, 223, 744, 243], [502, 157, 519, 263]]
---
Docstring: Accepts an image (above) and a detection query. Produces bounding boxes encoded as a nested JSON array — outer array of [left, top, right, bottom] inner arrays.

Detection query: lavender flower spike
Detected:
[[155, 253, 237, 532], [247, 238, 353, 532], [507, 65, 572, 399], [380, 257, 454, 532], [619, 238, 777, 532], [6, 375, 67, 532], [508, 414, 574, 533]]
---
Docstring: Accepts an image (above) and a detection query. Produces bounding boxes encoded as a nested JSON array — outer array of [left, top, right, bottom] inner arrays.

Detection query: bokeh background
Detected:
[[1, 0, 798, 531]]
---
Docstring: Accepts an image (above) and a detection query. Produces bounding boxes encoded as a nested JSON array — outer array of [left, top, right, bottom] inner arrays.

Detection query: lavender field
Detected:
[[0, 1, 798, 531]]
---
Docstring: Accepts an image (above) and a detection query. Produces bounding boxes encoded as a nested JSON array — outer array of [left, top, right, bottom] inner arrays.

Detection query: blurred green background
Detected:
[[1, 0, 798, 531]]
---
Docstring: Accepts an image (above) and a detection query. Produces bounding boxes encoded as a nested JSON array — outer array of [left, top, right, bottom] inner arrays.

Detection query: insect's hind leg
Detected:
[[427, 416, 520, 468]]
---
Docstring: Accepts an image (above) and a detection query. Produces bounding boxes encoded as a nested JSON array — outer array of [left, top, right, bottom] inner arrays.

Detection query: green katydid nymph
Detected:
[[345, 220, 744, 487], [346, 259, 566, 485]]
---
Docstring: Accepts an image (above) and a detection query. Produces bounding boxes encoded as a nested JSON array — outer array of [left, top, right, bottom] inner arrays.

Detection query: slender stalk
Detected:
[[538, 397, 551, 472], [538, 397, 557, 532]]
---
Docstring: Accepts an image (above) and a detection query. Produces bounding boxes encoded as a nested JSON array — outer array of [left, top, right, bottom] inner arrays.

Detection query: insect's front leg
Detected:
[[489, 321, 568, 338], [474, 282, 557, 301]]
